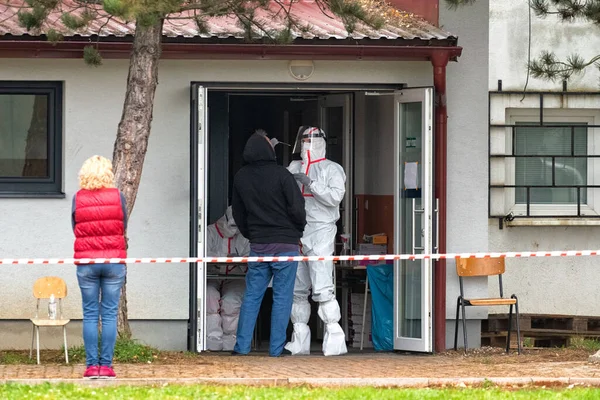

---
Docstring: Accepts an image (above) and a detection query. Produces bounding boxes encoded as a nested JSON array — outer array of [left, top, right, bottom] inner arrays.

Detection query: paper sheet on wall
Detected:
[[404, 162, 418, 190]]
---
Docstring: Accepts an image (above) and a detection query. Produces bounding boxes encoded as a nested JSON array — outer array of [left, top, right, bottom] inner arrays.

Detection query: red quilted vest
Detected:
[[74, 188, 127, 259]]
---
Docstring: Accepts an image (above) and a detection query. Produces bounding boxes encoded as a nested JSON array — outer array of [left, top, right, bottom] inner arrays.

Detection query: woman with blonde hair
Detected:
[[72, 155, 127, 379]]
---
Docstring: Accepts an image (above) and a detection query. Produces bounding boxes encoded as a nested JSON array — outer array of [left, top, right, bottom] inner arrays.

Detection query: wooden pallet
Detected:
[[482, 330, 600, 346], [481, 314, 600, 348], [481, 333, 569, 348], [483, 314, 600, 333]]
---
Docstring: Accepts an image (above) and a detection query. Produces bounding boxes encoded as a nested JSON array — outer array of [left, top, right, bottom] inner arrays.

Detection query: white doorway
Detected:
[[189, 84, 434, 354]]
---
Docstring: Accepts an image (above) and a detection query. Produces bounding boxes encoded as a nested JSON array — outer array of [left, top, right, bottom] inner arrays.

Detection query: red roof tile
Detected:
[[0, 0, 455, 42]]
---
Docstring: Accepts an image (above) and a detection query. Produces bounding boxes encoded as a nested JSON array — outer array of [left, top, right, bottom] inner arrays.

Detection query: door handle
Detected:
[[434, 198, 439, 253], [197, 205, 202, 242], [411, 198, 424, 254]]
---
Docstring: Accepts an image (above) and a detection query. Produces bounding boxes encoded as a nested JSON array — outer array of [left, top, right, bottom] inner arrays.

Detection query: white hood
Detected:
[[216, 206, 238, 238]]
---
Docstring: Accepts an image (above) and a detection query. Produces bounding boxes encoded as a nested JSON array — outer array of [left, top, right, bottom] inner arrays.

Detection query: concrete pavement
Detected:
[[2, 352, 600, 387]]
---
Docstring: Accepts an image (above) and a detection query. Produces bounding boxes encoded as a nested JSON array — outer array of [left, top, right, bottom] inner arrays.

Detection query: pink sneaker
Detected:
[[83, 366, 99, 379], [98, 366, 116, 379]]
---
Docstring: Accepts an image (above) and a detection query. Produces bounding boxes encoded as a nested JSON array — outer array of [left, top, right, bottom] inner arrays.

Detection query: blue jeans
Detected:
[[76, 263, 126, 367], [234, 250, 298, 356]]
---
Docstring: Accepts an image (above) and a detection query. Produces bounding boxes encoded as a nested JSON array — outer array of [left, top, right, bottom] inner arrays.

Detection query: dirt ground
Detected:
[[2, 347, 600, 380]]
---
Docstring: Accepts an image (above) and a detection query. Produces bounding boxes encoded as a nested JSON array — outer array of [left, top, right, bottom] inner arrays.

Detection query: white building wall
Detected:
[[440, 0, 490, 348], [490, 0, 600, 91], [0, 58, 431, 349], [489, 1, 600, 316]]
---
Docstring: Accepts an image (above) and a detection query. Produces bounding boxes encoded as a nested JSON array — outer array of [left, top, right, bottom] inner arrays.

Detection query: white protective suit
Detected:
[[285, 127, 348, 356], [206, 206, 250, 351]]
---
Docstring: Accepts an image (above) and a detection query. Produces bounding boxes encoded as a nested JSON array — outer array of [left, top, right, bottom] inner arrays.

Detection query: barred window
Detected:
[[489, 92, 600, 219], [514, 123, 587, 205]]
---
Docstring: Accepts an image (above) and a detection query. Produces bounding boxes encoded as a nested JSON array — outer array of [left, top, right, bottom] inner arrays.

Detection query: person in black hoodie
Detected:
[[231, 130, 306, 357]]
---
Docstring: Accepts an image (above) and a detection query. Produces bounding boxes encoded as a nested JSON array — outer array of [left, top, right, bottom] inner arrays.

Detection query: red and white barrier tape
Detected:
[[1, 250, 599, 265]]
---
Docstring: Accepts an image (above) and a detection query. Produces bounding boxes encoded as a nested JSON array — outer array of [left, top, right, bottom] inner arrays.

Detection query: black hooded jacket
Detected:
[[231, 133, 307, 244]]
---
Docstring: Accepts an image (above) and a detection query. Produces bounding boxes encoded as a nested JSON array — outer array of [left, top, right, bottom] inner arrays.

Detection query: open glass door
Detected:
[[190, 83, 208, 352], [393, 88, 434, 352]]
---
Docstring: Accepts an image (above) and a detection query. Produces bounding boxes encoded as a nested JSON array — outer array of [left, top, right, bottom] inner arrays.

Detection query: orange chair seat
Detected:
[[464, 298, 517, 306], [30, 318, 71, 327]]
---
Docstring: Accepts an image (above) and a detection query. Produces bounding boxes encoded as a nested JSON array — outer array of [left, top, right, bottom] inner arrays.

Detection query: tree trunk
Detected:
[[117, 273, 131, 338], [113, 18, 164, 339], [22, 95, 48, 177]]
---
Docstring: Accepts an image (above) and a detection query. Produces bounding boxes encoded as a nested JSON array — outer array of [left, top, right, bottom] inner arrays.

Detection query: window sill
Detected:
[[0, 192, 66, 199], [506, 218, 600, 227]]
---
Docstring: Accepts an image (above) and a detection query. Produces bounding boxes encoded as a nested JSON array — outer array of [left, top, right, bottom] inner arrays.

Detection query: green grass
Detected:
[[569, 337, 600, 352], [68, 338, 159, 364], [0, 353, 34, 365], [0, 384, 600, 400], [0, 338, 159, 365]]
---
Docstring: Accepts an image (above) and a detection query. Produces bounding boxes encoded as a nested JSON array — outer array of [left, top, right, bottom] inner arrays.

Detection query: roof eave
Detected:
[[0, 39, 462, 61]]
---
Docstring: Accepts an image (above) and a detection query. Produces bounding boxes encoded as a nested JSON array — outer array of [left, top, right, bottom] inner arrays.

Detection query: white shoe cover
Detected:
[[318, 299, 347, 356], [206, 336, 223, 351], [222, 335, 236, 351], [285, 323, 311, 355], [206, 314, 223, 351], [323, 323, 348, 356], [222, 314, 239, 338], [285, 301, 311, 355]]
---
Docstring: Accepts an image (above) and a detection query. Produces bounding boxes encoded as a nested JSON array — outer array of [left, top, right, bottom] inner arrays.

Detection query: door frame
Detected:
[[188, 82, 405, 352]]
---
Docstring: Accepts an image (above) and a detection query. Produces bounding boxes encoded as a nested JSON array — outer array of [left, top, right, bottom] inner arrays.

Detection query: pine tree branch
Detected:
[[531, 0, 596, 20], [529, 51, 600, 80], [270, 0, 313, 40], [177, 2, 229, 14], [230, 3, 277, 41], [313, 0, 336, 20], [96, 13, 115, 37], [444, 0, 478, 10]]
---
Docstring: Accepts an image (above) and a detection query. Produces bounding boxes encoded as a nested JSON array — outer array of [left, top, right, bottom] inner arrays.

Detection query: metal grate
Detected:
[[488, 91, 600, 219]]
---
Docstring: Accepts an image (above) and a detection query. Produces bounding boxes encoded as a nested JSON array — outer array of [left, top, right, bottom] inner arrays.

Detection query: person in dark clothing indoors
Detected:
[[231, 130, 307, 357]]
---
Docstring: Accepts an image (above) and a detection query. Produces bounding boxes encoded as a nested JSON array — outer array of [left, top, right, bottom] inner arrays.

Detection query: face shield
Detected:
[[292, 126, 327, 157]]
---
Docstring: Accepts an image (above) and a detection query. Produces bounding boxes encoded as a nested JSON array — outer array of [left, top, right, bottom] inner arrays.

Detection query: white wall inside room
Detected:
[[359, 94, 396, 196], [440, 0, 490, 332], [354, 92, 367, 195], [0, 58, 431, 327], [490, 0, 600, 91], [353, 68, 433, 197]]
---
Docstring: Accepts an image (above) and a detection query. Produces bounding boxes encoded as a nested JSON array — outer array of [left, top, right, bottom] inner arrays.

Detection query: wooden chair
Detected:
[[454, 257, 521, 354], [30, 277, 70, 364]]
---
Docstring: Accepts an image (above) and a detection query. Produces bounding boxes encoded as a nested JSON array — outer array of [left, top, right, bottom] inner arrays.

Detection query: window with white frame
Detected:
[[512, 118, 591, 212], [489, 92, 600, 219], [514, 123, 587, 206]]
